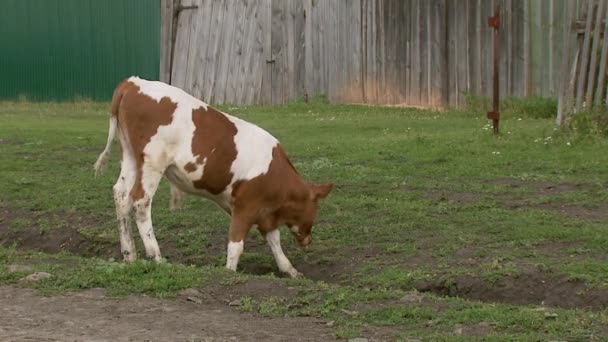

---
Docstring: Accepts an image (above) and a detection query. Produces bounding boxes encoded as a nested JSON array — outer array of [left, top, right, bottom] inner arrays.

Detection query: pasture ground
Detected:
[[1, 100, 608, 341]]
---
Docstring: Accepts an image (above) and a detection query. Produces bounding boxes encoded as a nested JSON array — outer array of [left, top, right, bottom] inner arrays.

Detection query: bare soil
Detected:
[[404, 179, 608, 221], [0, 286, 334, 342], [415, 269, 608, 310], [0, 205, 119, 259]]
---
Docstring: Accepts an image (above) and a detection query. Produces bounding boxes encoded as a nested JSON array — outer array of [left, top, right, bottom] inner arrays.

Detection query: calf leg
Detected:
[[265, 229, 303, 278], [131, 164, 164, 262], [113, 156, 137, 262], [226, 217, 252, 271], [169, 183, 183, 211]]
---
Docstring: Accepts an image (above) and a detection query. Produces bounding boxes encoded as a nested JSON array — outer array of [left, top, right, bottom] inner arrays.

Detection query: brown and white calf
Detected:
[[94, 77, 332, 278]]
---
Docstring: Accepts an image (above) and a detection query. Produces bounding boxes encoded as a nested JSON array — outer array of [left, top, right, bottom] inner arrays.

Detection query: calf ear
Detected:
[[310, 183, 333, 200]]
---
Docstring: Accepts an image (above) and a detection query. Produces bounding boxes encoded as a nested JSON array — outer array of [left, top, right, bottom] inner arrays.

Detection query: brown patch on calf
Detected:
[[184, 162, 197, 173], [190, 106, 238, 195], [230, 146, 314, 238], [114, 82, 177, 201]]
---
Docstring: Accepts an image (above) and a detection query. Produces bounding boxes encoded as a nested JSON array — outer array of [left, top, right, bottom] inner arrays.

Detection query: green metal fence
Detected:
[[0, 0, 160, 101]]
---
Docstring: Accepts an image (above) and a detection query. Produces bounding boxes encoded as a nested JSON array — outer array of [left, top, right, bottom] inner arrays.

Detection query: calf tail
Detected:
[[94, 79, 131, 177], [94, 116, 118, 177]]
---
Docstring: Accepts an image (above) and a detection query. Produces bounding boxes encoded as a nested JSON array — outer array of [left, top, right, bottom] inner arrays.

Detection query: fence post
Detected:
[[487, 5, 500, 135]]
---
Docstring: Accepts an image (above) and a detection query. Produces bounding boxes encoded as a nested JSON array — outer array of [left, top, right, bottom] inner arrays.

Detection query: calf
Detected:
[[94, 77, 332, 278]]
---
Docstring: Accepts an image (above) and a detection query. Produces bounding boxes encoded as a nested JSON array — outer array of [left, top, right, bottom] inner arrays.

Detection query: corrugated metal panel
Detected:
[[0, 0, 160, 101]]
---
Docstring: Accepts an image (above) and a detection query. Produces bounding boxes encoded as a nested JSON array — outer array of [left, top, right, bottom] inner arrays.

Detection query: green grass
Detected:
[[1, 100, 608, 340]]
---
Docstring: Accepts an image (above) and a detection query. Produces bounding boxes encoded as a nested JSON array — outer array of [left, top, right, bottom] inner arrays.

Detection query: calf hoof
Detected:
[[287, 269, 304, 279], [122, 251, 137, 263], [146, 254, 164, 263]]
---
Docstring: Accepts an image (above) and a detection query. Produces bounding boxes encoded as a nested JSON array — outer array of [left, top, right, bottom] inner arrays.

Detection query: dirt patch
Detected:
[[0, 138, 23, 145], [0, 205, 188, 263], [0, 205, 116, 258], [532, 203, 608, 221], [0, 285, 334, 341], [425, 190, 483, 205], [483, 178, 595, 195], [415, 269, 608, 310], [450, 240, 598, 266], [402, 179, 608, 222], [294, 246, 381, 283], [203, 278, 298, 304], [453, 322, 494, 336]]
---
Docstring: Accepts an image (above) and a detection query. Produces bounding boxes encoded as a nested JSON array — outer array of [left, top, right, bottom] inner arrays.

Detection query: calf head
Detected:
[[278, 183, 333, 248]]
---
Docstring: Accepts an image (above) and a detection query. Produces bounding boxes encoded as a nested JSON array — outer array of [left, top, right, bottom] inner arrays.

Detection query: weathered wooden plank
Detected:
[[501, 0, 508, 96], [270, 0, 281, 103], [381, 0, 389, 104], [400, 0, 409, 104], [438, 0, 449, 107], [260, 0, 272, 104], [184, 0, 203, 97], [510, 0, 524, 97], [335, 0, 343, 102], [160, 0, 174, 83], [294, 0, 306, 102], [170, 8, 193, 89], [223, 0, 245, 104], [247, 1, 266, 104], [382, 0, 392, 104], [576, 0, 596, 111], [285, 0, 295, 101], [504, 0, 511, 97], [202, 0, 226, 102], [540, 0, 551, 97], [304, 0, 313, 99], [594, 1, 608, 105], [557, 0, 581, 124], [326, 0, 339, 102], [417, 0, 427, 105], [553, 0, 567, 98], [445, 0, 456, 106], [243, 0, 263, 105], [234, 0, 252, 104], [217, 1, 240, 104], [342, 0, 351, 102], [479, 0, 491, 96], [409, 0, 420, 105], [317, 0, 329, 99], [319, 0, 328, 98], [364, 0, 376, 103], [317, 0, 328, 100], [398, 0, 407, 104], [453, 0, 468, 106], [469, 0, 482, 97], [527, 0, 540, 95], [585, 0, 606, 105], [195, 0, 216, 101], [188, 0, 210, 100]]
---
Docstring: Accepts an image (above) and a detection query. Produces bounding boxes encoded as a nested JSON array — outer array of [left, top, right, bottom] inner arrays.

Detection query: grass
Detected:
[[1, 99, 608, 340]]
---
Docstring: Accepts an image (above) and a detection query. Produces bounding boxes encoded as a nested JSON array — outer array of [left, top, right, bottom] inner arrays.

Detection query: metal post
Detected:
[[487, 6, 500, 135]]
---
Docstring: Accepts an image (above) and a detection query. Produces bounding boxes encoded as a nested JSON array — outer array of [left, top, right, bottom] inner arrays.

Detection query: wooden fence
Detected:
[[557, 0, 608, 125], [162, 0, 588, 107]]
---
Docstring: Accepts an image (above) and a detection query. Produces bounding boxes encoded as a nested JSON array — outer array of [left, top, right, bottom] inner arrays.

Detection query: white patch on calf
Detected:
[[226, 114, 278, 182], [129, 76, 208, 110], [113, 130, 138, 262], [226, 240, 244, 271], [266, 229, 302, 278]]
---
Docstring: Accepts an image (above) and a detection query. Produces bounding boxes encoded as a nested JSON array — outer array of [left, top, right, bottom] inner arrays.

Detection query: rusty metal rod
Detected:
[[487, 6, 500, 135]]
